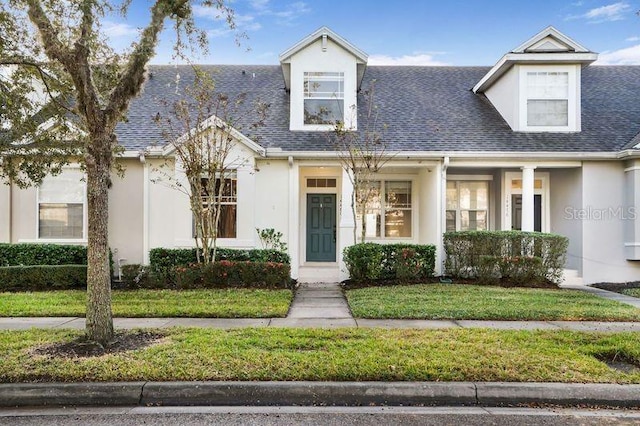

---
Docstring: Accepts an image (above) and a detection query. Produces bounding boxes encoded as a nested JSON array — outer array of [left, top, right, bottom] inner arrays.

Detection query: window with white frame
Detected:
[[362, 180, 412, 238], [303, 72, 344, 125], [38, 169, 85, 239], [194, 172, 237, 239], [526, 71, 569, 127], [446, 181, 489, 232]]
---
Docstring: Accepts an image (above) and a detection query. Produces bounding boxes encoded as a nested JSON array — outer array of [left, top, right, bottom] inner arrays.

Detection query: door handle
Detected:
[[333, 225, 336, 243]]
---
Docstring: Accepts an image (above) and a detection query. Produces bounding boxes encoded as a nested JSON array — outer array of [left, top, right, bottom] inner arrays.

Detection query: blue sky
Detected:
[[103, 0, 640, 65]]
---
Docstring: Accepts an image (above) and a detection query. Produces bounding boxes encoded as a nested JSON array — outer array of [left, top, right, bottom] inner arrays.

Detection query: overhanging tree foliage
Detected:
[[154, 69, 268, 264], [333, 81, 393, 243], [0, 0, 236, 345]]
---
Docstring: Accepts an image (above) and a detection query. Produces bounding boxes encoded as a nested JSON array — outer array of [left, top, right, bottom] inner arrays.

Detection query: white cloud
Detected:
[[271, 2, 311, 25], [102, 20, 138, 38], [192, 4, 226, 21], [249, 0, 270, 11], [596, 44, 640, 64], [368, 53, 450, 66], [566, 2, 632, 23], [626, 36, 640, 42]]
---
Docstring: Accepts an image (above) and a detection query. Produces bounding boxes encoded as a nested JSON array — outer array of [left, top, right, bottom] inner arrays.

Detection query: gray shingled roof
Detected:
[[115, 64, 640, 154]]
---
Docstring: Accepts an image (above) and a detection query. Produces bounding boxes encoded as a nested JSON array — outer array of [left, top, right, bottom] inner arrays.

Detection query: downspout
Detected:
[[8, 178, 12, 243], [440, 156, 450, 276], [141, 152, 150, 265]]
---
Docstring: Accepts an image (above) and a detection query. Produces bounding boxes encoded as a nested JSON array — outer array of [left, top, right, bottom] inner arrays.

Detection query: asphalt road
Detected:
[[2, 406, 640, 425]]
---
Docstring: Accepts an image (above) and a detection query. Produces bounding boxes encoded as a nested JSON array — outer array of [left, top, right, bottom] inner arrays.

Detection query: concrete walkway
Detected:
[[2, 282, 640, 331], [560, 283, 640, 309]]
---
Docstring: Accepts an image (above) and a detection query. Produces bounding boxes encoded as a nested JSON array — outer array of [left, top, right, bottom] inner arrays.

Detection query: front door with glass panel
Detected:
[[306, 194, 336, 262], [504, 172, 549, 233], [511, 194, 542, 232]]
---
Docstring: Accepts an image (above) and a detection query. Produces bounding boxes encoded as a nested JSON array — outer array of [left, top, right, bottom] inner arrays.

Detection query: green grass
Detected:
[[622, 288, 640, 299], [1, 328, 639, 383], [0, 289, 292, 318], [346, 284, 640, 321]]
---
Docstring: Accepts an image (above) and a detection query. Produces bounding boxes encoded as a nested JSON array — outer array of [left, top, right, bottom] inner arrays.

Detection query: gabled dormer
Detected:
[[279, 27, 368, 131], [473, 26, 598, 133]]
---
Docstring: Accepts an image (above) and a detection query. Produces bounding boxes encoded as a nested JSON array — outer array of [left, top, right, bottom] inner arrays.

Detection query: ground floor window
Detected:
[[446, 180, 489, 232], [363, 180, 412, 238], [194, 172, 237, 239], [38, 169, 85, 239]]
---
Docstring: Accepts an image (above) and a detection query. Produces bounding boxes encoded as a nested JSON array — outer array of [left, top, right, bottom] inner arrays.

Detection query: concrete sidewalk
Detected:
[[2, 282, 640, 331], [2, 317, 640, 331]]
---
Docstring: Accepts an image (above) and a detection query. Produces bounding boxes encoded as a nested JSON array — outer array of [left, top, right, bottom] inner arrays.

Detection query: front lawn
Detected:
[[346, 284, 640, 321], [0, 289, 292, 318], [1, 328, 639, 383]]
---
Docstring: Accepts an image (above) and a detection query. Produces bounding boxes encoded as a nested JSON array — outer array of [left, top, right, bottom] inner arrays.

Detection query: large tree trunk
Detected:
[[84, 133, 113, 345]]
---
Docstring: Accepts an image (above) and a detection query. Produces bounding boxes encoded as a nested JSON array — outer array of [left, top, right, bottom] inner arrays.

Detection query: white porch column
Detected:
[[339, 168, 356, 281], [288, 158, 299, 279], [521, 166, 536, 232]]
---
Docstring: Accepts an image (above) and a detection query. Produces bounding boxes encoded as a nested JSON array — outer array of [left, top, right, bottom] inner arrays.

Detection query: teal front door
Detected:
[[306, 194, 336, 262]]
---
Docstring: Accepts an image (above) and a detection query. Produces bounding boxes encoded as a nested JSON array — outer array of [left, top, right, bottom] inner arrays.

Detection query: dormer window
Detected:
[[303, 71, 344, 125], [518, 65, 578, 132], [526, 71, 568, 127]]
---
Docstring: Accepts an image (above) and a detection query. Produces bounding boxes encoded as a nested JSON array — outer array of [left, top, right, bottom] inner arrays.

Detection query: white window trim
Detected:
[[34, 167, 87, 243], [302, 71, 345, 129], [518, 65, 578, 132], [360, 177, 417, 241], [193, 171, 238, 240], [446, 179, 491, 232]]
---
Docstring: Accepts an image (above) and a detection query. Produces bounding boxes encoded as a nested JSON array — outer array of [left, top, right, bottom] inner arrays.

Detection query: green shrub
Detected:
[[0, 243, 87, 266], [119, 264, 159, 289], [149, 247, 290, 283], [0, 265, 87, 291], [343, 243, 436, 283], [443, 231, 568, 285], [174, 261, 291, 289]]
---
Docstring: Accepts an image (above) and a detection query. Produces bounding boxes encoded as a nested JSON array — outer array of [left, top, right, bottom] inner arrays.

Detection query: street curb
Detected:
[[476, 382, 640, 408], [0, 382, 145, 407], [1, 381, 640, 408], [141, 381, 475, 407]]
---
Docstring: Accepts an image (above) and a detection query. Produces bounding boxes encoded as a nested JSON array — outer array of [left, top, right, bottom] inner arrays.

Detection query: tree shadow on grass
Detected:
[[32, 330, 167, 359]]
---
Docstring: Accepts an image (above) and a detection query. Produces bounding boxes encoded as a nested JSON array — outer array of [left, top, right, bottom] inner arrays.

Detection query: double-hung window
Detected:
[[526, 71, 569, 127], [446, 181, 489, 232], [303, 72, 344, 125], [363, 180, 412, 238], [195, 172, 237, 239], [38, 169, 85, 239]]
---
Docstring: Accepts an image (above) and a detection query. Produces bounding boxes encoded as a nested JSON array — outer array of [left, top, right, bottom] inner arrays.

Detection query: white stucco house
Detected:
[[2, 26, 640, 285]]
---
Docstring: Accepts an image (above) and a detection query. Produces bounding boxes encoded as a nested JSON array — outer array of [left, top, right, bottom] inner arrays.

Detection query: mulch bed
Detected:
[[592, 282, 640, 293], [32, 330, 166, 359]]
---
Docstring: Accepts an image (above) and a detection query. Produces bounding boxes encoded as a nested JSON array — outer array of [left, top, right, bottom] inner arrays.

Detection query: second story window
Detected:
[[526, 71, 568, 127], [303, 71, 344, 125]]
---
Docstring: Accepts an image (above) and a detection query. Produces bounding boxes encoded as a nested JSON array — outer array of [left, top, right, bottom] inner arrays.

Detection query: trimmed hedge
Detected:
[[443, 231, 568, 285], [343, 243, 436, 283], [0, 265, 87, 292], [149, 247, 290, 282], [0, 243, 87, 266], [174, 261, 291, 289]]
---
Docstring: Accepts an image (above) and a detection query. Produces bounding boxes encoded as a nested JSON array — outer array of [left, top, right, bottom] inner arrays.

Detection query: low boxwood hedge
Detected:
[[0, 243, 87, 266], [0, 265, 87, 292], [343, 243, 436, 283], [174, 261, 291, 289], [443, 230, 568, 285], [149, 247, 290, 283]]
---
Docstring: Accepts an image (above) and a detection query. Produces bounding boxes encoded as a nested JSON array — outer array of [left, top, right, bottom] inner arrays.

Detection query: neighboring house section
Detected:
[[3, 26, 640, 284]]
